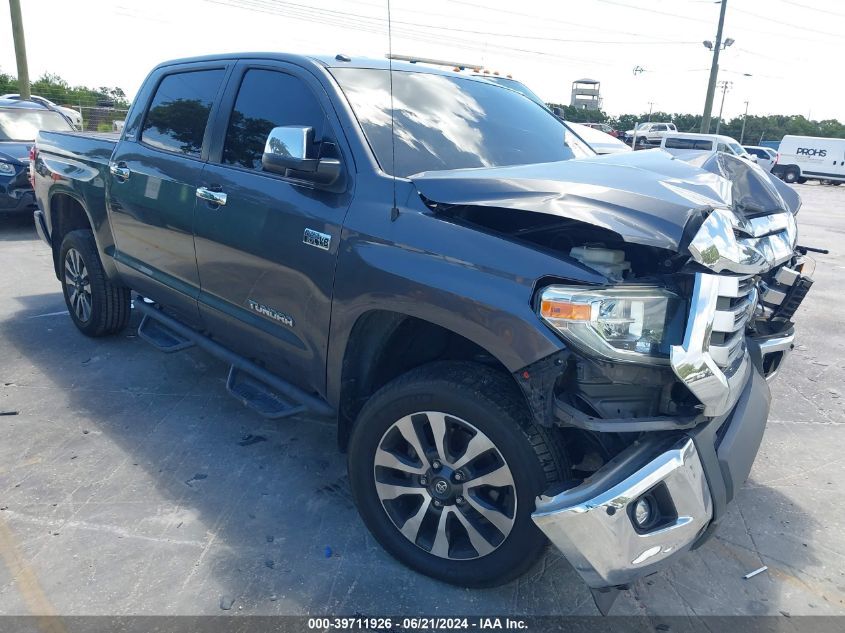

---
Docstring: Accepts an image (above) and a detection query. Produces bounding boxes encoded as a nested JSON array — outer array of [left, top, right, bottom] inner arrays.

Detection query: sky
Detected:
[[1, 0, 842, 121]]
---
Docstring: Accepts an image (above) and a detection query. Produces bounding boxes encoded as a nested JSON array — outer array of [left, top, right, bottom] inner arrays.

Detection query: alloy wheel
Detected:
[[373, 411, 517, 560], [64, 247, 92, 323]]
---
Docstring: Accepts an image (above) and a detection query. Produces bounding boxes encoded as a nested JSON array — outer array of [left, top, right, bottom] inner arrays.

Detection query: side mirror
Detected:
[[261, 126, 342, 185]]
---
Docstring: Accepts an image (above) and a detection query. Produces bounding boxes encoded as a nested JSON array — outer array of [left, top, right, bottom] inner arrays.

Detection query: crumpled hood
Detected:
[[411, 149, 800, 252]]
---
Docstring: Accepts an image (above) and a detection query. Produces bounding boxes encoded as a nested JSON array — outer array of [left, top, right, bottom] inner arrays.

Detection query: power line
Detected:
[[592, 0, 842, 43], [203, 0, 622, 67], [211, 0, 693, 46], [595, 0, 709, 23], [447, 0, 692, 43], [772, 0, 845, 18], [731, 6, 843, 37]]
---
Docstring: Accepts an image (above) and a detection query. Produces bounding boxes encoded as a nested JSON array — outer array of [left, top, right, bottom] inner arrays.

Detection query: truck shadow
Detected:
[[0, 214, 38, 241], [0, 292, 840, 617]]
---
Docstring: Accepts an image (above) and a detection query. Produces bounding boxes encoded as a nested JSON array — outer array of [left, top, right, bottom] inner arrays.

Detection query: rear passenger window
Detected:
[[665, 137, 692, 149], [222, 69, 333, 170], [141, 69, 225, 157]]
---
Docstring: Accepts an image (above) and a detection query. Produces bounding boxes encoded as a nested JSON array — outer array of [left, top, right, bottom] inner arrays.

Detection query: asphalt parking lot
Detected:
[[0, 183, 843, 618]]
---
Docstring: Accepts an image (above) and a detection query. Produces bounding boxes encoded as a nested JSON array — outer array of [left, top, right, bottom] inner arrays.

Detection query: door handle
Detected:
[[109, 162, 130, 181], [196, 186, 227, 207]]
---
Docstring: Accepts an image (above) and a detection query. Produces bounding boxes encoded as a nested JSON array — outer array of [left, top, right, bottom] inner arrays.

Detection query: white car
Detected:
[[744, 146, 777, 172], [624, 122, 677, 146], [660, 132, 756, 163], [568, 122, 631, 155], [772, 135, 845, 185], [0, 94, 83, 129]]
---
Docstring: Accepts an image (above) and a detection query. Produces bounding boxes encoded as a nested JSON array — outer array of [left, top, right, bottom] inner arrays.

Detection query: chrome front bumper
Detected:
[[532, 438, 712, 588]]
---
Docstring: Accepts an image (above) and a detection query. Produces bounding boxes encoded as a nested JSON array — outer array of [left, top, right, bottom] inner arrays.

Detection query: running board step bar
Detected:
[[133, 298, 333, 419], [226, 367, 307, 419], [137, 314, 195, 353]]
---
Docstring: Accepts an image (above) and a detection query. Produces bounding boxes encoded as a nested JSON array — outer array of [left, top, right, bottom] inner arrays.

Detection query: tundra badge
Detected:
[[303, 228, 331, 251], [247, 300, 294, 327]]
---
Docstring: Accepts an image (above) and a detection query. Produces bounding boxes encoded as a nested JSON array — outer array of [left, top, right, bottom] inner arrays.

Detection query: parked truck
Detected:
[[31, 53, 813, 612]]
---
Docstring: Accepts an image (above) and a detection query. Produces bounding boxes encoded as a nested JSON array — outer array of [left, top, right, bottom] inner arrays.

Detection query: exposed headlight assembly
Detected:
[[0, 161, 17, 175], [538, 285, 686, 364]]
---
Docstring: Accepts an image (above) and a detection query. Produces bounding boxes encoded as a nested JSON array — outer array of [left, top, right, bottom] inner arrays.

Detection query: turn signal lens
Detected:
[[540, 300, 591, 321]]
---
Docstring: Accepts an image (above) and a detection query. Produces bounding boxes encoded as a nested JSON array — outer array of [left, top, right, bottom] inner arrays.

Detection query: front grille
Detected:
[[673, 206, 802, 417], [709, 276, 757, 368]]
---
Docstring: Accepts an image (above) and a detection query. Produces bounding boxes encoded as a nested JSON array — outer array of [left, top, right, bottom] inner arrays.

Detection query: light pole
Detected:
[[739, 100, 749, 144], [715, 80, 732, 134], [8, 0, 30, 100], [630, 66, 645, 150], [647, 102, 655, 122], [700, 0, 732, 133]]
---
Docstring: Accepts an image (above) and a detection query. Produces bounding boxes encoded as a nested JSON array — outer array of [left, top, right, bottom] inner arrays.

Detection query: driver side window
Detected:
[[222, 69, 336, 170]]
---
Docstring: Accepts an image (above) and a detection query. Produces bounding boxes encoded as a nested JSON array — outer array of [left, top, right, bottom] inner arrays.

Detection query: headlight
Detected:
[[0, 161, 17, 175], [538, 285, 686, 364]]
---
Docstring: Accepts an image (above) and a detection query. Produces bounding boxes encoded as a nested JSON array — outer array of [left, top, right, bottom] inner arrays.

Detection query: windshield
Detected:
[[481, 77, 546, 108], [0, 108, 73, 141], [331, 68, 592, 177], [728, 142, 746, 156]]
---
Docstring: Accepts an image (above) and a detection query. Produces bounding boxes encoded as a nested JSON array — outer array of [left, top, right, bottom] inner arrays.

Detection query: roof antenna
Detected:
[[387, 0, 399, 221]]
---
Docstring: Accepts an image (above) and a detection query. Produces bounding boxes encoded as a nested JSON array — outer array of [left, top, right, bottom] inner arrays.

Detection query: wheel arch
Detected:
[[335, 310, 531, 451], [47, 190, 120, 281]]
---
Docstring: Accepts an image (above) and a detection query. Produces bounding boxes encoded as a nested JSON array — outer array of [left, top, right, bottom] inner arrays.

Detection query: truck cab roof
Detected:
[[153, 52, 473, 78]]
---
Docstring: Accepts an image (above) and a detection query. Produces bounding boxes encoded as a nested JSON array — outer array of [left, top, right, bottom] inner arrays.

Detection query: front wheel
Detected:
[[348, 362, 569, 587], [59, 229, 131, 337]]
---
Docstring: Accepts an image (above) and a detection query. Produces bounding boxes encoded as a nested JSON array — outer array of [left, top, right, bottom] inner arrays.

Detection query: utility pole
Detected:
[[715, 80, 732, 134], [739, 100, 749, 144], [647, 102, 655, 122], [8, 0, 30, 100], [700, 0, 728, 133]]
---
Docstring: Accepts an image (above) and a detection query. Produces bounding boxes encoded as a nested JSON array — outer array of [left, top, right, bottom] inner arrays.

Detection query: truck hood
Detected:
[[410, 149, 800, 252]]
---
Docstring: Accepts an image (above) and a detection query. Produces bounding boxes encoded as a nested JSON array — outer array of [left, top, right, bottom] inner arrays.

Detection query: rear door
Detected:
[[648, 124, 664, 142], [108, 62, 230, 326], [193, 61, 353, 395]]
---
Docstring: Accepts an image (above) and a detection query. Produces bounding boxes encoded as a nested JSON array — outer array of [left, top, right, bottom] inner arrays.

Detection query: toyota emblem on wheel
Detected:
[[434, 480, 448, 494]]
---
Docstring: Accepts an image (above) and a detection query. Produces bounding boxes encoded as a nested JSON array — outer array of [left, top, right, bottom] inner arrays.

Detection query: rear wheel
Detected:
[[59, 229, 131, 337], [783, 167, 800, 184], [348, 362, 569, 587]]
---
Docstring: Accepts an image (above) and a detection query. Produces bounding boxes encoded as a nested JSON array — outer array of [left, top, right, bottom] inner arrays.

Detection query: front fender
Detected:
[[325, 185, 604, 408]]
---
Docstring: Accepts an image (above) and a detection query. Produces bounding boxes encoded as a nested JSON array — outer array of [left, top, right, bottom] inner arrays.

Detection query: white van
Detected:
[[660, 132, 756, 162], [773, 135, 845, 184]]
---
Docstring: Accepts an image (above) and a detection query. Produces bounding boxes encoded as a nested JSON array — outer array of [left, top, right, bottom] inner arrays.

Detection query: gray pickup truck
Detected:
[[31, 53, 812, 611]]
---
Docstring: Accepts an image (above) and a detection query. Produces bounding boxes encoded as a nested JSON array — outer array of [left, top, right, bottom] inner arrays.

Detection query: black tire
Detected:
[[59, 229, 131, 337], [783, 167, 800, 184], [347, 361, 569, 587], [797, 177, 808, 184], [636, 136, 647, 146]]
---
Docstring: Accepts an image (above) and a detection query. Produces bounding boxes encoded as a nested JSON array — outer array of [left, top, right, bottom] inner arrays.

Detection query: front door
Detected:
[[108, 64, 229, 326], [193, 63, 353, 395]]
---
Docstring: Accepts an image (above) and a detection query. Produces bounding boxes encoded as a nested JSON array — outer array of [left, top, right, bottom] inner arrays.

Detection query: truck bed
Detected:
[[36, 130, 119, 166]]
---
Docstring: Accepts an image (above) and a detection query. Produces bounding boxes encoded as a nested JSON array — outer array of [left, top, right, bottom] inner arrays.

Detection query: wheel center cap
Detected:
[[430, 477, 453, 500]]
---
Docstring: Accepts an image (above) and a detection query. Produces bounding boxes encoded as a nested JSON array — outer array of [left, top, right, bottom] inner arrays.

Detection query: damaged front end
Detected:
[[413, 150, 815, 610]]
